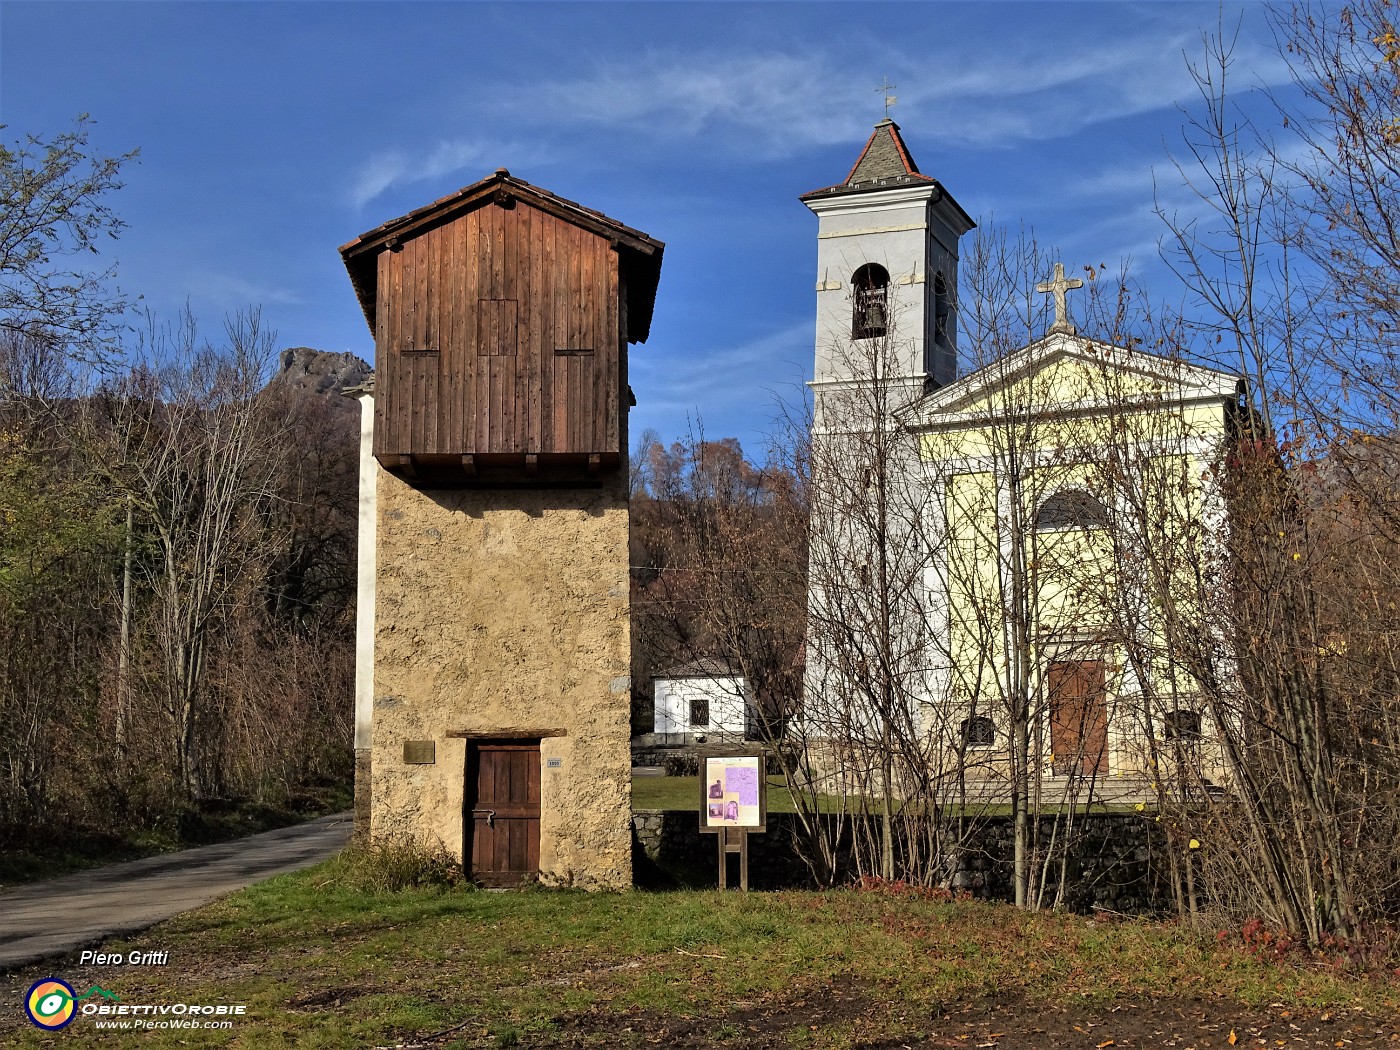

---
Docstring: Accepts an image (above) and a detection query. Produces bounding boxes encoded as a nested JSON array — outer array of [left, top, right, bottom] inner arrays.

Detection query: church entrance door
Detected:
[[464, 740, 541, 887], [1046, 661, 1108, 778]]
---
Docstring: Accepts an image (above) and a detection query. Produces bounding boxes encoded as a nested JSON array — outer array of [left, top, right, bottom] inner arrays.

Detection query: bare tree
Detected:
[[926, 230, 1181, 910], [93, 308, 284, 801], [1273, 0, 1400, 453], [0, 137, 360, 836], [801, 285, 962, 885], [810, 224, 1234, 912], [1144, 8, 1400, 940], [0, 370, 118, 825], [630, 430, 827, 876], [796, 250, 1138, 894]]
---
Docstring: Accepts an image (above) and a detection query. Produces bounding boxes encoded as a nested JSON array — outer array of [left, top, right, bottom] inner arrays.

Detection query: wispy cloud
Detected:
[[510, 21, 1295, 159], [531, 51, 870, 157], [182, 270, 305, 310], [885, 28, 1293, 150], [347, 138, 552, 210], [635, 320, 811, 423]]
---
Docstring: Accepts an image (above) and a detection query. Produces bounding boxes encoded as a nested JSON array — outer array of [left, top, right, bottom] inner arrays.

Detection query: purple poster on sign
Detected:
[[702, 755, 763, 830], [725, 766, 759, 806]]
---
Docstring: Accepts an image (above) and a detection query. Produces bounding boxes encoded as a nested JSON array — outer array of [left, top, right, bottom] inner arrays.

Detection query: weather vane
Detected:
[[877, 77, 897, 119]]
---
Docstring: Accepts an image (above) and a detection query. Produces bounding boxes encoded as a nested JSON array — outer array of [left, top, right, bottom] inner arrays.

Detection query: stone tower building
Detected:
[[340, 170, 663, 888]]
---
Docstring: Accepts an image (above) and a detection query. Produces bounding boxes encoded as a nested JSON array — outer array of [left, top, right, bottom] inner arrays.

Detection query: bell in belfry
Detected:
[[864, 295, 886, 332]]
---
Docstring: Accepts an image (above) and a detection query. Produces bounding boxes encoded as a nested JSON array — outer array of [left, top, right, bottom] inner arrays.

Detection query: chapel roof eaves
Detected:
[[902, 332, 1244, 430], [656, 657, 743, 680]]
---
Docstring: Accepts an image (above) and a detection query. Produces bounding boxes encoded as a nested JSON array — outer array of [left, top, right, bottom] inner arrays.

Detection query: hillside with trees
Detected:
[[0, 120, 366, 876]]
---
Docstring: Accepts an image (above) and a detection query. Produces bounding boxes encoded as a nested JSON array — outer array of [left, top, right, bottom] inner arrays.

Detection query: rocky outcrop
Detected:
[[265, 347, 373, 411]]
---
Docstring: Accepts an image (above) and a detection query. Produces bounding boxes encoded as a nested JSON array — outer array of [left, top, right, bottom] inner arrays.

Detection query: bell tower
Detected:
[[801, 119, 975, 403]]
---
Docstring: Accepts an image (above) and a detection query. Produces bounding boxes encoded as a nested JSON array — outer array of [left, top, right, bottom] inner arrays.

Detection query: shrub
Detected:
[[322, 836, 469, 892], [663, 754, 699, 777]]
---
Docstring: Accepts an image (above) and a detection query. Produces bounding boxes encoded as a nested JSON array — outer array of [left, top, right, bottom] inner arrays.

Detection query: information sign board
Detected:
[[698, 754, 766, 833]]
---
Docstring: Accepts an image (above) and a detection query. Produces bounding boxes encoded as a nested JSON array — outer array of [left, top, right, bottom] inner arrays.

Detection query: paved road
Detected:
[[0, 812, 352, 972]]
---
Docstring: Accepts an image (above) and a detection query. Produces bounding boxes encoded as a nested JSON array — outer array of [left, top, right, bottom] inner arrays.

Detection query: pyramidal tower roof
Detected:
[[800, 119, 936, 201]]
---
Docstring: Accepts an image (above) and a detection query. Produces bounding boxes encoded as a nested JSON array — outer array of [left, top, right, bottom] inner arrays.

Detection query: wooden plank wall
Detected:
[[373, 199, 622, 461]]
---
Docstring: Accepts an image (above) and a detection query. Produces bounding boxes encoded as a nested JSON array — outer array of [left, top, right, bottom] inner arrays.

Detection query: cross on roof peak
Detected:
[[876, 77, 897, 120], [1036, 262, 1084, 336]]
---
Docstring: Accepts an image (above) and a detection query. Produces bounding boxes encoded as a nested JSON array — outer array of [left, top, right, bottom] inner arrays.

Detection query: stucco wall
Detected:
[[370, 468, 633, 889], [653, 676, 748, 737]]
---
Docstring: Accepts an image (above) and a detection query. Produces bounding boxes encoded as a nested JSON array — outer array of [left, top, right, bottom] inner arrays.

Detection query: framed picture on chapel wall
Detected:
[[698, 754, 766, 833]]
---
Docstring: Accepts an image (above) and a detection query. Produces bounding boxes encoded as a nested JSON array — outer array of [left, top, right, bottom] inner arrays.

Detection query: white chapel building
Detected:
[[800, 119, 1242, 805]]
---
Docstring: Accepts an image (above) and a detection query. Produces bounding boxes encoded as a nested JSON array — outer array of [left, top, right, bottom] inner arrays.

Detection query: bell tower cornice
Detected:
[[804, 182, 940, 218]]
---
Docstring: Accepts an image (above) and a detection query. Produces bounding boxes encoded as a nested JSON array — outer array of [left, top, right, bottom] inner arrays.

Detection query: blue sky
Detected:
[[0, 2, 1293, 455]]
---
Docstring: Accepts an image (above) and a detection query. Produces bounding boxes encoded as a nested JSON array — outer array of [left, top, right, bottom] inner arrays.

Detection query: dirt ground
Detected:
[[545, 990, 1398, 1049], [370, 982, 1400, 1049], [4, 954, 1397, 1048]]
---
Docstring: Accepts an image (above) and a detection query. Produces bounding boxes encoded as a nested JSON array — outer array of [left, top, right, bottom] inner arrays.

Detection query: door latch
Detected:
[[472, 808, 497, 827]]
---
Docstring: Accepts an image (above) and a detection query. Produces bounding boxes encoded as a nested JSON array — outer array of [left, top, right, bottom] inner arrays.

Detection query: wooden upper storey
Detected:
[[341, 170, 663, 485]]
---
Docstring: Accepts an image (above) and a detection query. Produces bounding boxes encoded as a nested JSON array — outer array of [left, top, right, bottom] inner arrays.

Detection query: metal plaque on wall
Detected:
[[403, 740, 436, 765]]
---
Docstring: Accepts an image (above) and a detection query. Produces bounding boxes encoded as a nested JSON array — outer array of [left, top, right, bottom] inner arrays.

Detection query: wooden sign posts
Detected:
[[698, 753, 767, 891]]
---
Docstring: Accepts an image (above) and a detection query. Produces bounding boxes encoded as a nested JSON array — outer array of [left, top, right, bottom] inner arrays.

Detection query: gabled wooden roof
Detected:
[[340, 168, 665, 343]]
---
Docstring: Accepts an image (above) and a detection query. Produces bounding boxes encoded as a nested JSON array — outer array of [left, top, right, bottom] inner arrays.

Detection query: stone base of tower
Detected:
[[367, 468, 633, 890]]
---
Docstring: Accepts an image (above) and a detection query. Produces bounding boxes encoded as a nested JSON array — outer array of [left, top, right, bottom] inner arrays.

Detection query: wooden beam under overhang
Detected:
[[384, 454, 416, 478]]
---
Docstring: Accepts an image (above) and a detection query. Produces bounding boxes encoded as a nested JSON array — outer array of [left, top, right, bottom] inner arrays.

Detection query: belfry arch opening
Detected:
[[927, 270, 952, 377], [852, 263, 890, 340]]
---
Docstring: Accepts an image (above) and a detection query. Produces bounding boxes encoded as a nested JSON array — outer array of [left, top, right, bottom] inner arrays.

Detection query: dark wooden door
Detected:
[[1046, 661, 1108, 778], [464, 740, 541, 887]]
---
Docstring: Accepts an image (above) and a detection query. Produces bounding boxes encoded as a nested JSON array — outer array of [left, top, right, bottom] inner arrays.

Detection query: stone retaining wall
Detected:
[[632, 809, 1174, 913]]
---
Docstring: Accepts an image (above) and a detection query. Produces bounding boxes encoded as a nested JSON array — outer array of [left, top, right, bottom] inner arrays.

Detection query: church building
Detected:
[[801, 120, 1241, 804]]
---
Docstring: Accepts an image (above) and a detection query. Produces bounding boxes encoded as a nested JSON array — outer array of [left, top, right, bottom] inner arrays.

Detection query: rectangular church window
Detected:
[[960, 715, 996, 748], [1162, 709, 1203, 740]]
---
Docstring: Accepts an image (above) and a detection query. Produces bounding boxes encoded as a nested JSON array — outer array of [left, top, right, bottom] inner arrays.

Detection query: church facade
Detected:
[[801, 121, 1241, 804]]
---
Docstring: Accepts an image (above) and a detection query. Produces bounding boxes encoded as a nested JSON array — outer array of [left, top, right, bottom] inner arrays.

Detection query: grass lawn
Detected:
[[2, 861, 1397, 1048], [631, 775, 815, 813], [630, 775, 1139, 819]]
